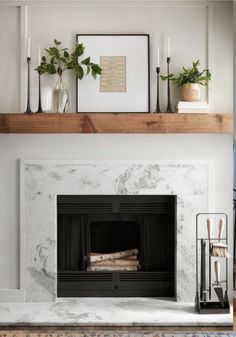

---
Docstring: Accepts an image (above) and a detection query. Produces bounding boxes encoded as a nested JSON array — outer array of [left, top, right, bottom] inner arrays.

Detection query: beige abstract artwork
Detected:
[[100, 56, 126, 92]]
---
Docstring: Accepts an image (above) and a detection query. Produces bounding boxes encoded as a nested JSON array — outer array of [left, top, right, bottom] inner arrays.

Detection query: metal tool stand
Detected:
[[195, 213, 230, 314]]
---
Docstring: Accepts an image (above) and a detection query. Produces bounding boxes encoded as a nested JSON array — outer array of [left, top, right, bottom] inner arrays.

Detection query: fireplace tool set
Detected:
[[195, 213, 230, 314]]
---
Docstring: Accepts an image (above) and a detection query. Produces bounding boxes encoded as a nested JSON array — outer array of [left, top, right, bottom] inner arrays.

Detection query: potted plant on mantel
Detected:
[[161, 60, 211, 101], [36, 39, 102, 113]]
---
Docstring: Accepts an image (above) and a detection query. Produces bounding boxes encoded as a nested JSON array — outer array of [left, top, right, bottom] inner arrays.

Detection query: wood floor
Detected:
[[0, 324, 234, 335]]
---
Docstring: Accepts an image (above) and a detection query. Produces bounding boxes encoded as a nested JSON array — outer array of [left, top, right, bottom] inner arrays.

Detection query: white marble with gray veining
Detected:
[[0, 297, 233, 326], [21, 160, 212, 302]]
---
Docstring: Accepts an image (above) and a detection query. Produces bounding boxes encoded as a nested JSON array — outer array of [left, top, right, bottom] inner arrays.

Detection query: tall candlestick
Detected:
[[24, 57, 33, 113], [167, 37, 171, 58], [38, 45, 42, 66], [157, 47, 160, 68], [27, 37, 31, 58], [166, 57, 173, 113], [36, 70, 43, 113], [155, 66, 161, 113]]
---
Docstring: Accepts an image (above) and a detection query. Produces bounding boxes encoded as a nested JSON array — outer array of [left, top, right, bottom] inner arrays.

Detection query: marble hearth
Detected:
[[0, 298, 233, 326], [20, 159, 212, 302]]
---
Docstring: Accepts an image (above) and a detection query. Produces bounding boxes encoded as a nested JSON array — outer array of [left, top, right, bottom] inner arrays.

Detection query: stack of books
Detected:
[[177, 101, 209, 113]]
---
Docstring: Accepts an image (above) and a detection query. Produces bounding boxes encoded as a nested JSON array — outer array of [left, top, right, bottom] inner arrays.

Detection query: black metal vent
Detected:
[[57, 271, 175, 297], [58, 271, 113, 282], [58, 203, 112, 214], [119, 203, 174, 214], [119, 271, 174, 282], [58, 195, 176, 214]]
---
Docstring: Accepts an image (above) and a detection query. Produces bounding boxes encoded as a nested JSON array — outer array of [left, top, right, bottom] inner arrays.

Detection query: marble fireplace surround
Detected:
[[20, 159, 212, 303]]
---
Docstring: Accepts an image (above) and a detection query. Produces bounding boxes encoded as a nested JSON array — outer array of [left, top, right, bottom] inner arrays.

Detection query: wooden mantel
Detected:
[[0, 113, 232, 134]]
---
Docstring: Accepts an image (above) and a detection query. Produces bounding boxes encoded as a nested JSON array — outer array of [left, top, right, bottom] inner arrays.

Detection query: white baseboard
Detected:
[[0, 289, 25, 302]]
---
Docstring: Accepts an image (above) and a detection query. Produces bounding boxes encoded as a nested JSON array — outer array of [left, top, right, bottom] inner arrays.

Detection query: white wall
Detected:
[[0, 7, 20, 112], [234, 0, 236, 141], [0, 1, 233, 298], [0, 1, 233, 113]]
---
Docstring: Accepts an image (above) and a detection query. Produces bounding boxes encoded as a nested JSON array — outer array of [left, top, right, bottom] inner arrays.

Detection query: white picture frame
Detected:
[[76, 34, 150, 113]]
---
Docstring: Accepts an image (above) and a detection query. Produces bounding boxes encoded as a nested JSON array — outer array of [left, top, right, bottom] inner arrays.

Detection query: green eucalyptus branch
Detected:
[[36, 39, 102, 80], [161, 60, 211, 87]]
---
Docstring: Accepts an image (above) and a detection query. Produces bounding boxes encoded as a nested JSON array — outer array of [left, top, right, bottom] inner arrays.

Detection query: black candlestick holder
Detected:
[[166, 57, 173, 113], [36, 70, 43, 113], [24, 57, 33, 114], [155, 67, 161, 113]]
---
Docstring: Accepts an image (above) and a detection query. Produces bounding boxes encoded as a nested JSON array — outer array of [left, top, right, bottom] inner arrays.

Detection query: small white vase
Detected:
[[180, 83, 201, 101]]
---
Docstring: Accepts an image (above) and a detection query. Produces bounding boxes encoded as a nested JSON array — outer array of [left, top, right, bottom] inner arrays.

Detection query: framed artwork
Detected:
[[76, 34, 150, 113]]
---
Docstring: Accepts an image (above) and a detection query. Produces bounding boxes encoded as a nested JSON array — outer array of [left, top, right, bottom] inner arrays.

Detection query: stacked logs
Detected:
[[86, 248, 139, 271]]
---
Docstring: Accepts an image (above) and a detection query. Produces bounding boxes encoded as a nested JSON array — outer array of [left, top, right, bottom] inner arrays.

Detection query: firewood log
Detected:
[[126, 255, 137, 260], [89, 252, 137, 259], [87, 265, 138, 271], [88, 249, 138, 263], [90, 259, 139, 267]]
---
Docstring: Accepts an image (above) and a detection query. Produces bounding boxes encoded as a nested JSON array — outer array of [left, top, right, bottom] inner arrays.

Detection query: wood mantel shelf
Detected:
[[0, 113, 232, 134]]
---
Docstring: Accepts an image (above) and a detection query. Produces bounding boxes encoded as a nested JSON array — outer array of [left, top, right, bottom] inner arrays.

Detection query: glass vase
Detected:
[[53, 75, 69, 113]]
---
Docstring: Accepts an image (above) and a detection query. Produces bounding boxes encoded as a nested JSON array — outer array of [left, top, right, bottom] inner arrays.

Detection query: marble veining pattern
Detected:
[[21, 160, 211, 302], [0, 298, 232, 326]]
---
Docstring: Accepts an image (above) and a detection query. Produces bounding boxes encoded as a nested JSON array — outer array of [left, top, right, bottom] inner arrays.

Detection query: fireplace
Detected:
[[57, 195, 176, 297], [21, 160, 210, 302]]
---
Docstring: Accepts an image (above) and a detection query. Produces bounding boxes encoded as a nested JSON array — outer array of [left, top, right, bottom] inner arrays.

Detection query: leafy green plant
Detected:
[[36, 39, 102, 79], [161, 60, 211, 86]]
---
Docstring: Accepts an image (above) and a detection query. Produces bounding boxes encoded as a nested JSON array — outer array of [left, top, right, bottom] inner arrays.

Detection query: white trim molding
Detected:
[[20, 5, 28, 112], [0, 1, 233, 8], [207, 5, 215, 112], [0, 289, 25, 303]]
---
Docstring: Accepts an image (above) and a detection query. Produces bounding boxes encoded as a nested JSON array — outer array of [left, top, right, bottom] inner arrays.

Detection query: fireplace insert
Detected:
[[57, 195, 176, 297]]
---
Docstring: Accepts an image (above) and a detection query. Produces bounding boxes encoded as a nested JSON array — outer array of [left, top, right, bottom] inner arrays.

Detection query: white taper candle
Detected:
[[27, 37, 31, 58], [157, 47, 160, 67], [167, 37, 171, 58], [38, 45, 42, 66]]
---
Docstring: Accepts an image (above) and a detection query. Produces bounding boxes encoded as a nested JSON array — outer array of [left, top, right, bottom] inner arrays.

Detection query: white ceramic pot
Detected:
[[180, 83, 201, 101]]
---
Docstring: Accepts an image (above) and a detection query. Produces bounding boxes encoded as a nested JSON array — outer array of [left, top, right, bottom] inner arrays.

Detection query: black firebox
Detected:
[[57, 195, 176, 298]]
